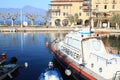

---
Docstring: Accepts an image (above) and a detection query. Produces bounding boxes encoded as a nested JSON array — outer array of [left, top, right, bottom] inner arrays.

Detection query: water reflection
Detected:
[[101, 34, 120, 53], [0, 32, 120, 80]]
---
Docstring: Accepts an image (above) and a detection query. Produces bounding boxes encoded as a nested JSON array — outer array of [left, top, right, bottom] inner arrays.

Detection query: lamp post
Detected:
[[20, 8, 23, 28], [89, 0, 92, 35]]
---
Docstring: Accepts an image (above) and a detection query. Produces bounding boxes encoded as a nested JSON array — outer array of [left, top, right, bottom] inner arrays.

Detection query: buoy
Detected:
[[45, 41, 49, 47], [24, 62, 28, 68], [65, 69, 72, 76], [23, 21, 28, 27], [48, 61, 54, 68]]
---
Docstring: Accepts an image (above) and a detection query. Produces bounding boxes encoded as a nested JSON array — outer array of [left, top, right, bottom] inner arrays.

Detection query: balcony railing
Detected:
[[104, 1, 109, 4], [83, 9, 89, 12], [50, 9, 60, 12]]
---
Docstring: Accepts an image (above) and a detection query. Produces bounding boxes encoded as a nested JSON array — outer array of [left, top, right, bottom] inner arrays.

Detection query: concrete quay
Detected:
[[0, 27, 73, 32], [0, 27, 120, 33]]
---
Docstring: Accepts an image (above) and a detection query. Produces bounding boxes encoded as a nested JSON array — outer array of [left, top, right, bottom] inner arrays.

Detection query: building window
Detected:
[[86, 13, 89, 16], [112, 0, 116, 3], [56, 12, 60, 16], [104, 5, 107, 9], [112, 5, 115, 9], [63, 12, 68, 16], [96, 0, 99, 2], [63, 5, 68, 9], [104, 0, 108, 2], [79, 12, 82, 16], [79, 6, 82, 9], [57, 6, 60, 9], [96, 5, 99, 10]]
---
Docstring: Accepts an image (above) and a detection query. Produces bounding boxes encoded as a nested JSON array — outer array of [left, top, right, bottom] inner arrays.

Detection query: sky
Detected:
[[0, 0, 51, 10]]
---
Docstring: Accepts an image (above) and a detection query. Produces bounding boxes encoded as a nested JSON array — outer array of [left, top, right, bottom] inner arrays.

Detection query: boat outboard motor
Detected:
[[9, 57, 18, 64]]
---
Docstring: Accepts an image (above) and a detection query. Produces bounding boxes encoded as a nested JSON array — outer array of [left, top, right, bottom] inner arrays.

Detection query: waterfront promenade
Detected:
[[0, 27, 73, 32], [0, 27, 120, 33]]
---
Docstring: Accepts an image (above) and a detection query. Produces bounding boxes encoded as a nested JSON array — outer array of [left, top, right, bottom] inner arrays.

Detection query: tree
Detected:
[[110, 13, 120, 28], [67, 14, 74, 26], [0, 12, 8, 25], [25, 13, 39, 26], [67, 13, 79, 26], [92, 12, 107, 28], [74, 13, 79, 25], [44, 9, 52, 26], [7, 12, 19, 26]]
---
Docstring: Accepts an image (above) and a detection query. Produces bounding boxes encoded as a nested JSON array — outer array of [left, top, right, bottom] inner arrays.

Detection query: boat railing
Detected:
[[90, 53, 117, 66], [113, 71, 120, 80]]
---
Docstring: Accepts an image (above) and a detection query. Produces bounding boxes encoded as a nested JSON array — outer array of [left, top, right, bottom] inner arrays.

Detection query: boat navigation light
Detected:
[[65, 69, 72, 76]]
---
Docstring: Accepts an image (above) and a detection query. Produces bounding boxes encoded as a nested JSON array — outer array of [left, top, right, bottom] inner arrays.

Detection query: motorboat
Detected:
[[51, 28, 120, 80], [0, 56, 19, 80], [38, 61, 63, 80], [0, 53, 6, 64]]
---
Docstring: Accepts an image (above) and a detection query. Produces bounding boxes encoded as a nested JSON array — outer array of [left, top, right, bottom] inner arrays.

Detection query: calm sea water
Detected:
[[0, 32, 120, 80], [0, 33, 53, 80]]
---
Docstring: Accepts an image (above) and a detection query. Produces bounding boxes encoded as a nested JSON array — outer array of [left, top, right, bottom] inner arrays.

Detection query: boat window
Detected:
[[72, 39, 80, 49], [83, 40, 91, 51], [68, 38, 72, 45], [91, 39, 101, 51], [83, 39, 101, 52], [64, 37, 69, 44]]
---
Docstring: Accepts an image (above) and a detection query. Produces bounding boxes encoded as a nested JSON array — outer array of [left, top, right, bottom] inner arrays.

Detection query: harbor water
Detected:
[[0, 32, 120, 80]]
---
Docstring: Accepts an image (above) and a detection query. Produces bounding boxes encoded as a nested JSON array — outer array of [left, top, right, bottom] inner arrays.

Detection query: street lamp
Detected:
[[20, 8, 23, 28]]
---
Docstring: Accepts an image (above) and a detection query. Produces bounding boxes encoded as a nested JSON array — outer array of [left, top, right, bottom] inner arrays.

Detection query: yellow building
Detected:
[[50, 0, 120, 28]]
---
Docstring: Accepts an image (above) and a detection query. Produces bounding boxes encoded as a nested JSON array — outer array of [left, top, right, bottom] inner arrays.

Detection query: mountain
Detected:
[[22, 5, 46, 16], [0, 5, 46, 16]]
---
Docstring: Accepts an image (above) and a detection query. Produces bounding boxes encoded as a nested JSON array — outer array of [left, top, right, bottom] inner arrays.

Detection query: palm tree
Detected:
[[67, 13, 79, 26], [67, 14, 74, 26], [74, 13, 79, 25], [110, 13, 120, 29], [92, 12, 104, 28]]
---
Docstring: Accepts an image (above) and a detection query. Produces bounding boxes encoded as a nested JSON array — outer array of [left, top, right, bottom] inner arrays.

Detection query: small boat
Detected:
[[51, 28, 120, 80], [38, 61, 63, 80], [0, 57, 19, 80], [0, 53, 6, 64]]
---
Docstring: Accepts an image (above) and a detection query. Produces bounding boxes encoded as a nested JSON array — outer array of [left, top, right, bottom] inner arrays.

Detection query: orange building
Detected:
[[50, 0, 120, 28]]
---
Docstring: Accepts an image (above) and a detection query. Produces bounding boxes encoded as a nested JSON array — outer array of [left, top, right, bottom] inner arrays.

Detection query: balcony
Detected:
[[112, 0, 117, 4], [50, 9, 60, 12], [104, 1, 109, 4], [96, 1, 100, 4], [83, 9, 89, 12]]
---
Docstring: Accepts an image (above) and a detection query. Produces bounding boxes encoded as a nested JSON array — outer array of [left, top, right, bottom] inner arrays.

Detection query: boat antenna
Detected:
[[89, 0, 92, 36]]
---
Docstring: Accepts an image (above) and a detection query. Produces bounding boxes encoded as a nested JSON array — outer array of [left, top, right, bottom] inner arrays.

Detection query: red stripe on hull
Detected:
[[51, 45, 96, 80]]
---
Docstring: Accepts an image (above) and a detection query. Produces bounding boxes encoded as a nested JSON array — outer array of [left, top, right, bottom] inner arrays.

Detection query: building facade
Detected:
[[50, 0, 120, 28]]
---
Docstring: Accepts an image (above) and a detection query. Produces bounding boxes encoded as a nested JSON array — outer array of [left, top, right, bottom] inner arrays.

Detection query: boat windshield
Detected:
[[82, 39, 102, 52]]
